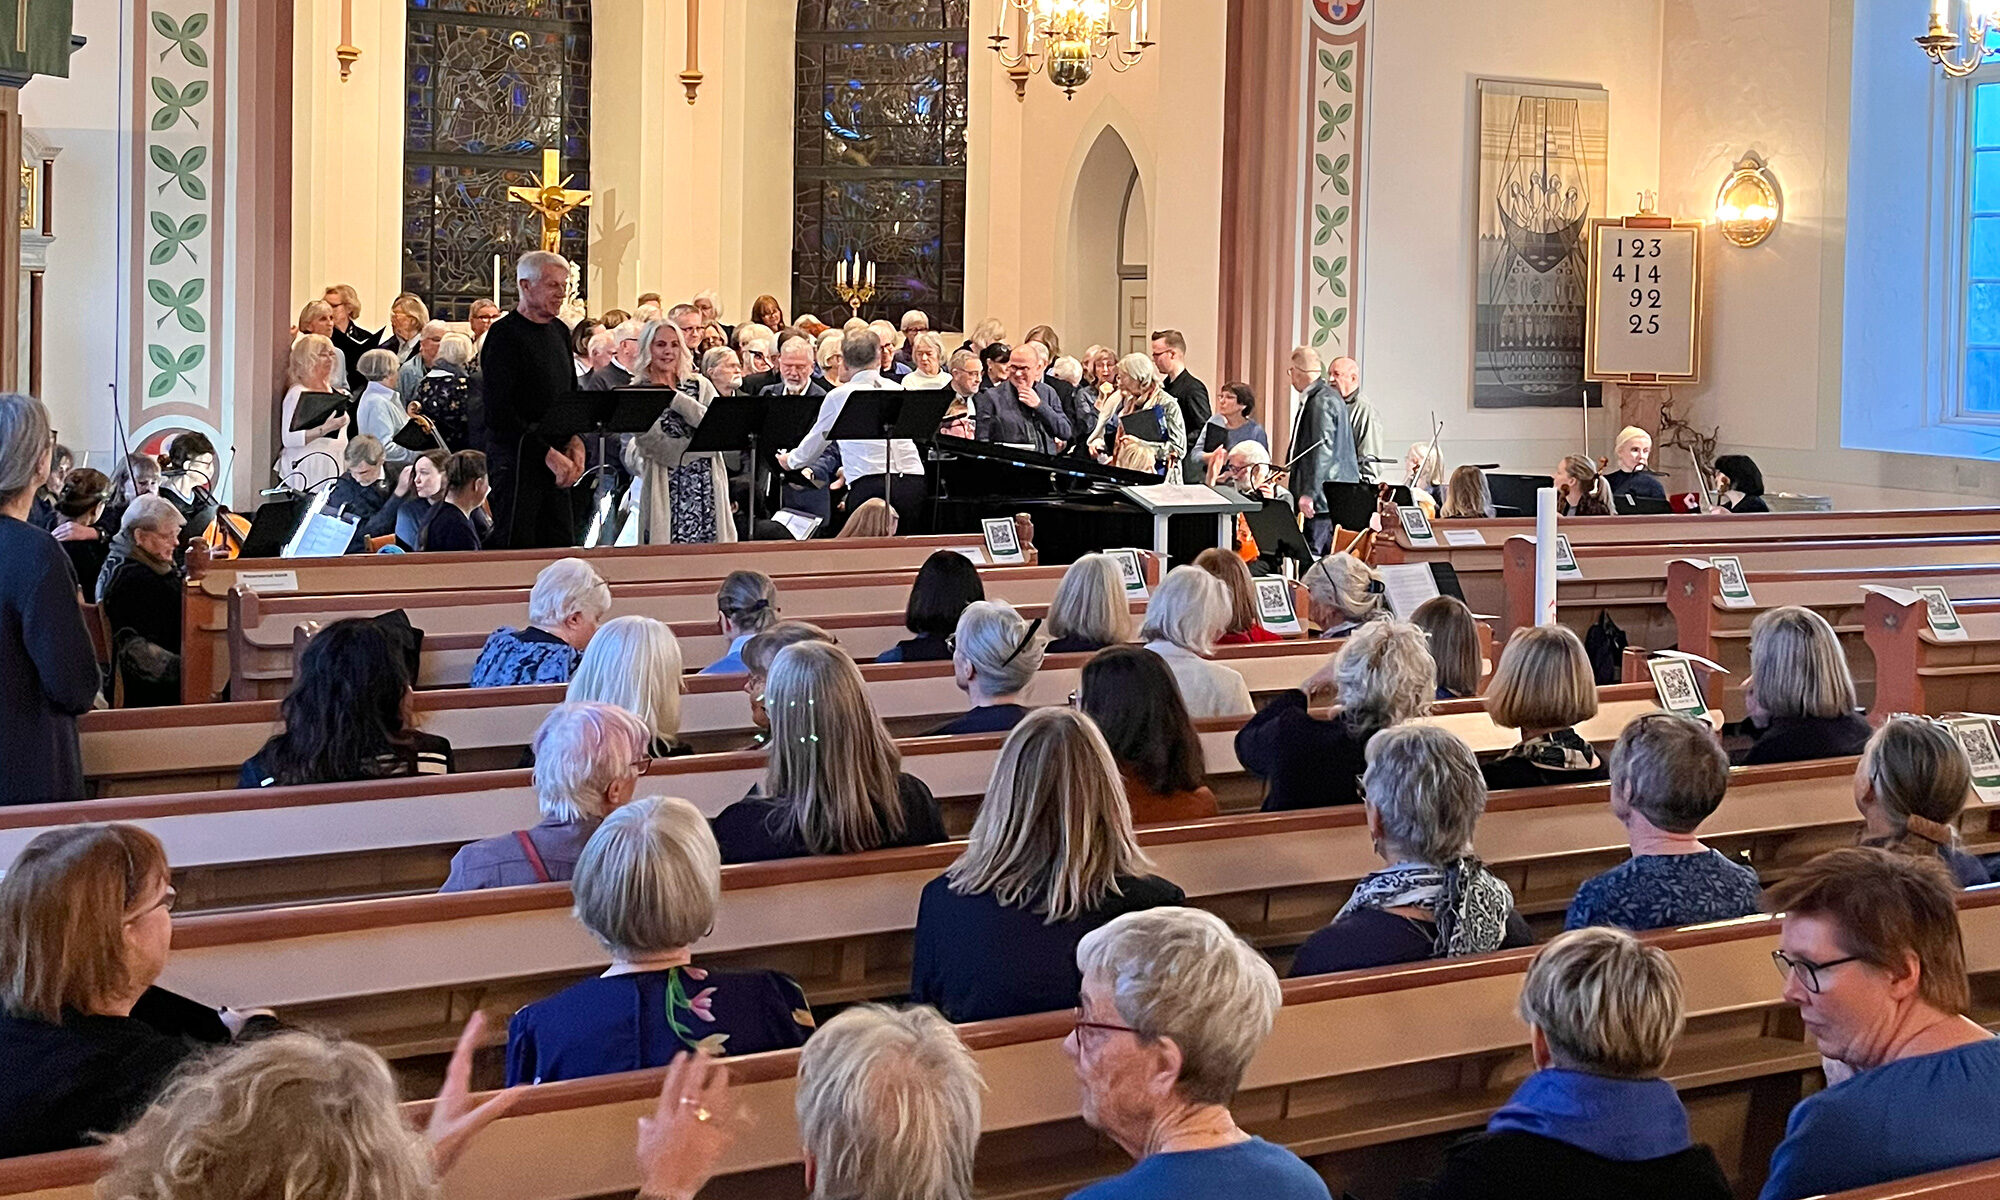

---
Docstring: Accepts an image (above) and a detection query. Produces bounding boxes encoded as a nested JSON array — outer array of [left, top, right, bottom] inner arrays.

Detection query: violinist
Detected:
[[1604, 426, 1667, 505], [325, 436, 418, 553]]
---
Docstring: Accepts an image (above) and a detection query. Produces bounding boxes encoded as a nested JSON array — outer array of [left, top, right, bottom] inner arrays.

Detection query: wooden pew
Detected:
[[1863, 590, 2000, 721], [226, 558, 1144, 702], [1375, 507, 2000, 620], [1823, 1159, 2000, 1199], [181, 532, 1035, 704], [1668, 560, 2000, 721]]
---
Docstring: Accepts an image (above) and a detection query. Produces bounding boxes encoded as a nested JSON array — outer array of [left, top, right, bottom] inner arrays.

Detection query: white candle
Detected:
[[866, 261, 875, 288], [492, 254, 501, 304], [837, 258, 847, 288], [1137, 0, 1148, 41]]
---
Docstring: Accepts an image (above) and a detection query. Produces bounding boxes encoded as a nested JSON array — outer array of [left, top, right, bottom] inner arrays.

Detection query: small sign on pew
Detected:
[[1647, 656, 1708, 719], [1946, 716, 2000, 804], [234, 569, 299, 594], [1710, 555, 1755, 608], [947, 546, 987, 564], [1440, 527, 1487, 547], [1397, 506, 1438, 548], [1253, 576, 1303, 636], [1107, 548, 1150, 599], [1554, 534, 1582, 579], [980, 517, 1025, 564], [1915, 585, 1969, 641]]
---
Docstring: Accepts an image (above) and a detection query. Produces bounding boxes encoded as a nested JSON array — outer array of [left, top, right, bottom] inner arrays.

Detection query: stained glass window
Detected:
[[794, 0, 968, 330], [403, 0, 590, 320]]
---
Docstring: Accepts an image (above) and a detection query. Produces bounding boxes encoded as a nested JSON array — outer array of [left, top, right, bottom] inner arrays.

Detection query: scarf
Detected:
[[1336, 858, 1514, 956], [1485, 1069, 1694, 1162], [1496, 727, 1602, 774]]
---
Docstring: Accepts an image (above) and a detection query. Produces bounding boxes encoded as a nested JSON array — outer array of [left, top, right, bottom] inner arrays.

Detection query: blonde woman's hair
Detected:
[[390, 293, 429, 329], [952, 599, 1044, 698], [1440, 465, 1492, 519], [530, 702, 652, 823], [1138, 565, 1227, 655], [636, 319, 691, 384], [1412, 595, 1480, 697], [1304, 551, 1384, 626], [1192, 547, 1259, 636], [797, 1005, 982, 1200], [287, 333, 338, 389], [1748, 605, 1857, 720], [323, 283, 364, 322], [1861, 716, 1976, 860], [1047, 553, 1134, 647], [763, 642, 907, 855], [837, 497, 898, 539], [567, 616, 684, 747], [1, 824, 168, 1023], [1518, 927, 1684, 1079], [946, 708, 1151, 922], [1330, 619, 1436, 733], [97, 1032, 436, 1200], [1484, 624, 1599, 731], [295, 299, 332, 332], [572, 796, 721, 956], [716, 569, 781, 635]]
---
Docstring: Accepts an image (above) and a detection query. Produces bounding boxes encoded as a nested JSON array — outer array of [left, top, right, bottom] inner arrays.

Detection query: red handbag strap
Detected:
[[513, 830, 552, 884]]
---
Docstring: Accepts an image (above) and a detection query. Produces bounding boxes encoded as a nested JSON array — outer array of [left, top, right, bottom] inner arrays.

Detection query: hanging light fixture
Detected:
[[989, 0, 1154, 101], [1917, 0, 2000, 77]]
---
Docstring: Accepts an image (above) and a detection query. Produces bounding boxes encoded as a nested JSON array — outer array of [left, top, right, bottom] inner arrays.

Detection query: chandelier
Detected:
[[989, 0, 1154, 101], [1917, 0, 2000, 77]]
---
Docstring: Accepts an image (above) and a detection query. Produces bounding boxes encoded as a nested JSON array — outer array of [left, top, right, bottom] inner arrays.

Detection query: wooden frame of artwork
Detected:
[[1584, 213, 1704, 385]]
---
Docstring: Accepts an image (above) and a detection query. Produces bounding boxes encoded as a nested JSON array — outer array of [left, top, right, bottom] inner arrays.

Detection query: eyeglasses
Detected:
[[1066, 688, 1081, 708], [630, 754, 655, 775], [1771, 949, 1862, 994], [1071, 1006, 1138, 1042], [126, 886, 177, 922]]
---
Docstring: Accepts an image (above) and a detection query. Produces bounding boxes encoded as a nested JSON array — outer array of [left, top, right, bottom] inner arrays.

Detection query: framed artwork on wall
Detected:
[[1472, 78, 1609, 409]]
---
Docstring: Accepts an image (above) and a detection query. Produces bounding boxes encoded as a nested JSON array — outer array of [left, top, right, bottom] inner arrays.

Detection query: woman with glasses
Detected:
[[1760, 848, 2000, 1199], [912, 708, 1184, 1022], [440, 703, 651, 892], [709, 642, 946, 864], [0, 824, 261, 1156], [934, 599, 1045, 735]]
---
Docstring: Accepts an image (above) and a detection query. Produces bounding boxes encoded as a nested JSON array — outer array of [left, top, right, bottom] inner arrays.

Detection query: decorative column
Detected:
[[1297, 0, 1370, 362]]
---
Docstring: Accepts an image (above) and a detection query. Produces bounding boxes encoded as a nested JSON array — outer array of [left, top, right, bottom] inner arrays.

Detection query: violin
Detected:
[[192, 485, 251, 560]]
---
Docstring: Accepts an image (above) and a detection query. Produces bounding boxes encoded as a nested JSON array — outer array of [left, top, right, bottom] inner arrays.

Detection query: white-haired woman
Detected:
[[1237, 618, 1434, 812], [934, 599, 1045, 735], [354, 346, 413, 468], [796, 1005, 984, 1200], [699, 568, 781, 675], [913, 708, 1184, 1022], [277, 333, 349, 490], [623, 318, 733, 545], [1291, 724, 1531, 974], [1047, 553, 1135, 654], [567, 615, 691, 759], [1065, 907, 1330, 1199], [1482, 624, 1609, 791], [407, 330, 476, 452], [506, 796, 813, 1084], [1736, 604, 1870, 765], [903, 331, 951, 389], [470, 557, 612, 687], [1087, 352, 1187, 477], [1303, 551, 1385, 638], [710, 642, 946, 863], [1605, 425, 1667, 505], [441, 702, 651, 891], [1140, 565, 1253, 719], [1415, 927, 1730, 1199]]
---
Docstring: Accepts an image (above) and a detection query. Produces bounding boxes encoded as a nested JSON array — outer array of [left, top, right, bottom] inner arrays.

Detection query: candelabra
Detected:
[[834, 253, 877, 319], [990, 0, 1154, 100], [1917, 0, 2000, 77]]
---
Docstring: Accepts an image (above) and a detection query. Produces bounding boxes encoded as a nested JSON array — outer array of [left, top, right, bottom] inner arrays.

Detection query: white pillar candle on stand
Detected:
[[1534, 487, 1558, 627], [492, 254, 501, 305]]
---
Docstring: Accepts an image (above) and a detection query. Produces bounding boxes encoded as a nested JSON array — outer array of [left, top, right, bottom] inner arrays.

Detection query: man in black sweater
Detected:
[[480, 251, 585, 549], [1150, 328, 1210, 481]]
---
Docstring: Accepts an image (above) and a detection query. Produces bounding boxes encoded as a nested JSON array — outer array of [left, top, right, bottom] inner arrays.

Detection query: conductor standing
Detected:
[[481, 250, 585, 548]]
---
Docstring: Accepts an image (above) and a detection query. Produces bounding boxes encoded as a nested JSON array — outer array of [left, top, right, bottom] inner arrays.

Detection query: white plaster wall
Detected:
[[290, 0, 404, 321]]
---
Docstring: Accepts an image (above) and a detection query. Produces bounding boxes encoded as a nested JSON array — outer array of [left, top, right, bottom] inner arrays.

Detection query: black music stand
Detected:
[[826, 387, 957, 483], [238, 497, 305, 559], [1321, 481, 1380, 533], [1486, 472, 1554, 518], [688, 395, 824, 531], [1241, 496, 1313, 572], [540, 389, 677, 542]]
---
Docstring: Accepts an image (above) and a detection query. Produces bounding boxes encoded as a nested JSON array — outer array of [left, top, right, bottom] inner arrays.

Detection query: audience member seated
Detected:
[[710, 642, 946, 863], [876, 550, 985, 663], [1194, 548, 1283, 644], [567, 615, 693, 759], [1604, 427, 1667, 505], [1481, 625, 1609, 791], [1734, 605, 1870, 765], [54, 467, 111, 599], [470, 557, 611, 688], [1068, 907, 1332, 1200], [1046, 552, 1134, 654], [392, 449, 448, 550], [1760, 848, 2000, 1200], [700, 569, 780, 675], [1238, 619, 1433, 812], [1553, 454, 1611, 517], [1416, 928, 1731, 1200], [323, 435, 412, 552], [442, 702, 647, 891], [1564, 713, 1761, 931], [0, 825, 248, 1157], [1291, 725, 1532, 974], [1439, 464, 1494, 519], [1078, 645, 1219, 823], [1712, 453, 1770, 513], [99, 494, 187, 708], [1855, 715, 1991, 887], [795, 1006, 983, 1200], [1140, 566, 1253, 719], [935, 599, 1043, 735], [835, 496, 898, 539], [1412, 595, 1480, 698], [913, 708, 1184, 1021], [415, 449, 488, 551], [240, 618, 454, 786], [1302, 551, 1385, 638], [507, 796, 813, 1083], [738, 620, 834, 747]]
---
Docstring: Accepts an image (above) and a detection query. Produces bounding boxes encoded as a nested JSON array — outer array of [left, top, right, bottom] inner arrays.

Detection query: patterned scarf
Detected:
[[1336, 858, 1515, 957]]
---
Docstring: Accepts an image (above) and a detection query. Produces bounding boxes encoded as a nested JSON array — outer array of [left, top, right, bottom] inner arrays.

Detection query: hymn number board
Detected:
[[1585, 216, 1703, 384]]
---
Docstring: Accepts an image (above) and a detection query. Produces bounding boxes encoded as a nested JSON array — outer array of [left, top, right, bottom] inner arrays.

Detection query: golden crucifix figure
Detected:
[[507, 148, 591, 253]]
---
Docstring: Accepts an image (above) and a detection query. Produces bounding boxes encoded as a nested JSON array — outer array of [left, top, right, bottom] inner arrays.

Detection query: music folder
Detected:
[[288, 391, 352, 433], [391, 420, 441, 453], [1115, 406, 1166, 444]]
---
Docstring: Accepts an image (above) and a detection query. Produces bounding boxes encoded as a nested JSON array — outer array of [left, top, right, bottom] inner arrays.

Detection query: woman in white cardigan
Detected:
[[276, 334, 349, 490], [620, 319, 734, 545], [1140, 566, 1254, 719]]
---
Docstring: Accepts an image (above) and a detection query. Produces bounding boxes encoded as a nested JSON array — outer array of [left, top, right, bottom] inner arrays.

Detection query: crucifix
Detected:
[[507, 148, 591, 253]]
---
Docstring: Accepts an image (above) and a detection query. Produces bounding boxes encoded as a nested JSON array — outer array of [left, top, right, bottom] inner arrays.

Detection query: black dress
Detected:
[[710, 775, 946, 864], [1290, 907, 1535, 976], [932, 703, 1032, 735], [1417, 1130, 1730, 1200], [239, 730, 456, 787], [0, 516, 100, 802], [911, 873, 1185, 1021], [1724, 494, 1771, 513], [1604, 469, 1667, 503], [875, 632, 952, 663], [1236, 690, 1372, 811], [1733, 713, 1872, 766], [62, 537, 110, 603], [417, 501, 484, 552]]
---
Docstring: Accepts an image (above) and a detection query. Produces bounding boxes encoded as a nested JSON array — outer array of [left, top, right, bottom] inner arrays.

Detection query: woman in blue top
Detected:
[[469, 556, 610, 688], [1198, 382, 1268, 485], [1760, 848, 2000, 1199], [933, 599, 1044, 736], [506, 795, 814, 1084]]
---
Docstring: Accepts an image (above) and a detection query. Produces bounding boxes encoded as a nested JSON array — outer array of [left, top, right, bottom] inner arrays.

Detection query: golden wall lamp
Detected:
[[1713, 155, 1780, 248], [989, 0, 1155, 100]]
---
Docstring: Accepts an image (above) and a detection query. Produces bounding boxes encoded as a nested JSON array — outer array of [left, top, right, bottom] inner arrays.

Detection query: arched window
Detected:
[[793, 0, 968, 330], [402, 0, 591, 320]]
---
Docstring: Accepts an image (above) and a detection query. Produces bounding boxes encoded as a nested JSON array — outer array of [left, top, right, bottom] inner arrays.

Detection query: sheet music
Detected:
[[1377, 563, 1441, 621]]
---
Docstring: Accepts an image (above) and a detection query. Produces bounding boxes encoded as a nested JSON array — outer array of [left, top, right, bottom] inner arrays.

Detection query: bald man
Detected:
[[974, 344, 1072, 453], [1329, 356, 1381, 484], [1287, 346, 1358, 555]]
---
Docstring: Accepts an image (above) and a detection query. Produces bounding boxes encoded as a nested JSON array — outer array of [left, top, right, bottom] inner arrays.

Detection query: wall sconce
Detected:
[[1713, 155, 1780, 248]]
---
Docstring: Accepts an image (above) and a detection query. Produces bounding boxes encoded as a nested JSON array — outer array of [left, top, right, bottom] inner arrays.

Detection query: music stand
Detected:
[[1241, 497, 1313, 572], [688, 395, 824, 531], [1615, 492, 1673, 515], [826, 387, 957, 487], [1486, 472, 1554, 517], [238, 497, 304, 560], [1320, 481, 1379, 533], [540, 389, 677, 543]]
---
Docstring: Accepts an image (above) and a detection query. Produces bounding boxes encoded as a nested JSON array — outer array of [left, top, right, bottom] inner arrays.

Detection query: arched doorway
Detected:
[[1067, 126, 1146, 355]]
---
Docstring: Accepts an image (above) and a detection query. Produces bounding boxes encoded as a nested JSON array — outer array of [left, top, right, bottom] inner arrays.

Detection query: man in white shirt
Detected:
[[779, 327, 926, 529]]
